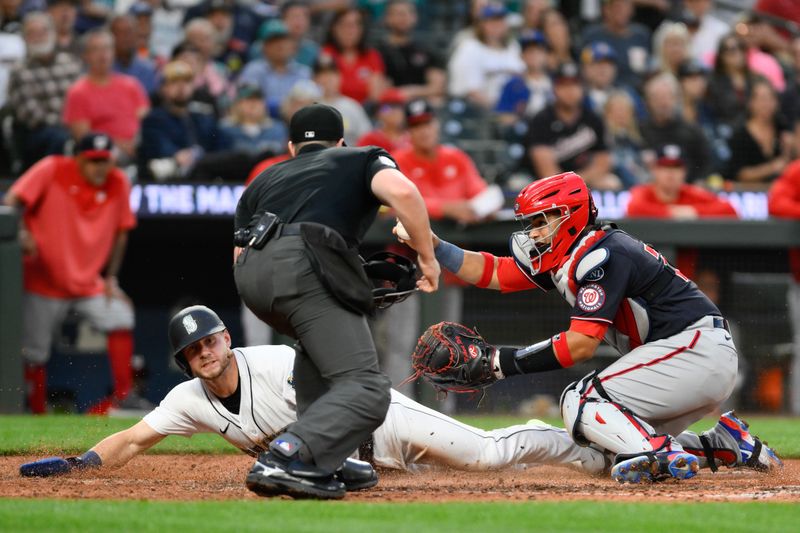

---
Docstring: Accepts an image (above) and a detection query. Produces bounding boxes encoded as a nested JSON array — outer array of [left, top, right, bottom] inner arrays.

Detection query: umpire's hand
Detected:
[[416, 255, 440, 293]]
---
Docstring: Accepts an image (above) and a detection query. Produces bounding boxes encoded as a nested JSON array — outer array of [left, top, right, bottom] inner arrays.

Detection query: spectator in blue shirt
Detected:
[[139, 60, 231, 181], [220, 83, 287, 157], [111, 14, 158, 96], [582, 0, 651, 87], [580, 41, 644, 119], [238, 18, 311, 119], [495, 29, 553, 126], [281, 1, 318, 68]]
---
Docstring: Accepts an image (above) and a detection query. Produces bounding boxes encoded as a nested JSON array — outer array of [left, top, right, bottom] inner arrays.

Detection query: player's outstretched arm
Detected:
[[393, 221, 501, 290], [19, 420, 166, 477], [91, 420, 166, 469]]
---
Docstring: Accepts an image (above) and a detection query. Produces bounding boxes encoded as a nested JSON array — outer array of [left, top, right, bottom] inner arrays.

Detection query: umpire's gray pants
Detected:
[[234, 235, 391, 472]]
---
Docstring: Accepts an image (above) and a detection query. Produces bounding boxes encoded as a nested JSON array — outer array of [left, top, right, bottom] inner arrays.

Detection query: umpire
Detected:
[[233, 103, 439, 499]]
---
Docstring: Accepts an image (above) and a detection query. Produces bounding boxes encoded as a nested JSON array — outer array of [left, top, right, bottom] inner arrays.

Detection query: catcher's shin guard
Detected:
[[560, 379, 674, 456]]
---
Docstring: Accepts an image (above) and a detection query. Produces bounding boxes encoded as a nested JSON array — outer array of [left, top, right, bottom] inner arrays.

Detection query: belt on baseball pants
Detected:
[[712, 316, 730, 333], [278, 223, 303, 237]]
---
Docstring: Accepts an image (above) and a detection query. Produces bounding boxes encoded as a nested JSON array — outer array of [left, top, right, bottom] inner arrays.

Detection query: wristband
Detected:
[[77, 450, 102, 469], [434, 239, 465, 273], [476, 252, 495, 288], [552, 333, 575, 367]]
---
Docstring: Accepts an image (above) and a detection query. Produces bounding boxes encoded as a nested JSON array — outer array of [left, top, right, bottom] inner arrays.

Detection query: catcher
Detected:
[[19, 304, 607, 489], [399, 171, 782, 483]]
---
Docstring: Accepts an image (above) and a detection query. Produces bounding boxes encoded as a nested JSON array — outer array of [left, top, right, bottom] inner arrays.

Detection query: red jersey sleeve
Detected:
[[625, 186, 670, 218], [496, 256, 540, 293], [458, 150, 488, 199], [62, 81, 89, 125], [9, 156, 58, 209], [683, 186, 738, 217], [110, 169, 137, 231], [769, 161, 800, 218], [130, 77, 150, 114], [569, 318, 609, 340], [366, 49, 386, 74]]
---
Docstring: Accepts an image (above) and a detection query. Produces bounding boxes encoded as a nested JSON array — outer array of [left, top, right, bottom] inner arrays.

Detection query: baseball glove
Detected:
[[407, 322, 498, 393]]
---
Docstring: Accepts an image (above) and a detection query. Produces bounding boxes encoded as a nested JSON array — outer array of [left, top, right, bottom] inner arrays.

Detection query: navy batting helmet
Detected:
[[168, 305, 227, 377]]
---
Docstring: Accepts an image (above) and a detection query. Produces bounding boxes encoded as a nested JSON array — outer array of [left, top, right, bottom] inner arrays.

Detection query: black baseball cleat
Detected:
[[246, 452, 346, 500], [336, 458, 378, 491]]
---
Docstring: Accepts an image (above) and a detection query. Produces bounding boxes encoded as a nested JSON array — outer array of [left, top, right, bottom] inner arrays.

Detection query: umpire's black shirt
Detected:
[[236, 145, 398, 246]]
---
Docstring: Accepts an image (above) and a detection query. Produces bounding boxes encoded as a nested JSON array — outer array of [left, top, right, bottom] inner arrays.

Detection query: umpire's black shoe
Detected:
[[246, 452, 346, 500], [336, 458, 378, 491]]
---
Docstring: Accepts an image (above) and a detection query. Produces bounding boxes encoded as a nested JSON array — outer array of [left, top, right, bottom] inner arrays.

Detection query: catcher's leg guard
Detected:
[[559, 376, 676, 456]]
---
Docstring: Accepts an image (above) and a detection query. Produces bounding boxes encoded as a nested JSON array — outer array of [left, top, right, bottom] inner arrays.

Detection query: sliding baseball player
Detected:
[[20, 305, 606, 488]]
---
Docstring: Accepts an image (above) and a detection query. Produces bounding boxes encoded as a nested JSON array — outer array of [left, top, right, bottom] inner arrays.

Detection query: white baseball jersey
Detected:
[[143, 345, 605, 473]]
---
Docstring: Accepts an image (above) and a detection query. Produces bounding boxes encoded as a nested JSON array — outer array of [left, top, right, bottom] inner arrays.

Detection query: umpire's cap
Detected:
[[289, 103, 345, 144], [168, 305, 227, 377]]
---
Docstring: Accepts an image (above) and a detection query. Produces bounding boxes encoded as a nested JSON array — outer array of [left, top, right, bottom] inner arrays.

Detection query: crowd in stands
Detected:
[[0, 0, 797, 196]]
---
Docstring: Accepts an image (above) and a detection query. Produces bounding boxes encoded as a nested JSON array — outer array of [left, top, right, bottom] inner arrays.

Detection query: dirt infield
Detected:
[[1, 456, 798, 503]]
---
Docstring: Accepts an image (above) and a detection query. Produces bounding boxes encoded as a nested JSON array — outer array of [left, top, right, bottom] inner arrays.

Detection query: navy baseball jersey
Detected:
[[512, 224, 721, 354]]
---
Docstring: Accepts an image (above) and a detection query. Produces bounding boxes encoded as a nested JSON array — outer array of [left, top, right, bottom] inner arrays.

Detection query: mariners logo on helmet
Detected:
[[182, 314, 198, 334]]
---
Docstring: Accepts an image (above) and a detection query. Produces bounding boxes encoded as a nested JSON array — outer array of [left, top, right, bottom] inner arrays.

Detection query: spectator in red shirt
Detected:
[[62, 28, 150, 163], [626, 144, 738, 219], [356, 88, 409, 154], [321, 7, 387, 104], [377, 99, 496, 409], [767, 159, 800, 414], [393, 98, 490, 223], [2, 133, 138, 415]]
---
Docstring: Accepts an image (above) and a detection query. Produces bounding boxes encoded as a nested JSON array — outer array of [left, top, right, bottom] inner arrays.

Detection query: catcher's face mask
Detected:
[[511, 207, 571, 277]]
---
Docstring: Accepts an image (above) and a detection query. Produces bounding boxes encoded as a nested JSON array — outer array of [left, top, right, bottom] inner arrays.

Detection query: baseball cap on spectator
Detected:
[[581, 42, 617, 64], [236, 83, 263, 101], [76, 133, 114, 160], [289, 103, 345, 144], [677, 59, 708, 79], [654, 144, 686, 167], [379, 88, 406, 107], [313, 54, 338, 74], [162, 60, 194, 82], [553, 62, 582, 84], [128, 1, 153, 17], [518, 29, 548, 50], [259, 19, 290, 42], [405, 98, 435, 127], [478, 3, 507, 20]]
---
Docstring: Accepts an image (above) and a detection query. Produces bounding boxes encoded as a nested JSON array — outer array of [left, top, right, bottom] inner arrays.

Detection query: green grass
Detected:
[[0, 500, 797, 533], [2, 414, 799, 457]]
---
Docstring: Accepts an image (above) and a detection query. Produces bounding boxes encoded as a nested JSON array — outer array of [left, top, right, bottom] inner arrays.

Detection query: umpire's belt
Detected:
[[276, 223, 303, 237]]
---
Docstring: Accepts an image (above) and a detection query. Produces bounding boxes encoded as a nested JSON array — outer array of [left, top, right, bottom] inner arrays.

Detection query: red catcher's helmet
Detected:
[[510, 172, 597, 276]]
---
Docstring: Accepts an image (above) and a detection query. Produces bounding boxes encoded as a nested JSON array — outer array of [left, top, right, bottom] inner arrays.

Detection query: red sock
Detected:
[[24, 363, 47, 414], [107, 330, 133, 401]]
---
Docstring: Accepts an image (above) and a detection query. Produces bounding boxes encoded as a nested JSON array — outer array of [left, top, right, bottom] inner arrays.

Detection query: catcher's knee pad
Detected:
[[560, 377, 669, 455]]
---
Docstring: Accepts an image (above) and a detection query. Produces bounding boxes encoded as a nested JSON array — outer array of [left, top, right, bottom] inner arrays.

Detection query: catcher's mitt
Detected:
[[406, 322, 498, 393]]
